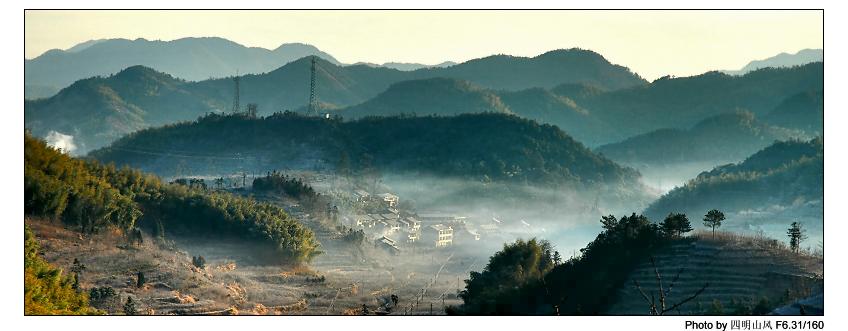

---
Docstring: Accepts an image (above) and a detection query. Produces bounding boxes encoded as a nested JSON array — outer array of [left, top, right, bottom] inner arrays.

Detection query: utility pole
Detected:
[[232, 72, 241, 114], [308, 56, 318, 116]]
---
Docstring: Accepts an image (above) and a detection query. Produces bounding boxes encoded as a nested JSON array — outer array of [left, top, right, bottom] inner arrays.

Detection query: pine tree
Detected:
[[661, 213, 692, 238], [123, 297, 137, 315], [787, 222, 807, 253], [703, 209, 726, 239], [136, 271, 145, 288]]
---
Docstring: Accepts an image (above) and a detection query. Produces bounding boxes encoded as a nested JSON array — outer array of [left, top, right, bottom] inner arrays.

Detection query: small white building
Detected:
[[422, 224, 453, 248], [377, 193, 399, 208], [398, 217, 421, 232]]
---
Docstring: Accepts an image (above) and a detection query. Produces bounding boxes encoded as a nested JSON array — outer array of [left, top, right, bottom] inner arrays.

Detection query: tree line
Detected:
[[24, 132, 321, 264]]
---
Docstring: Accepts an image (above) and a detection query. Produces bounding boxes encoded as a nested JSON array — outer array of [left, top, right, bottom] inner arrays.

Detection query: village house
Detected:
[[398, 217, 421, 232], [377, 193, 399, 208], [421, 224, 453, 248], [354, 190, 371, 203], [417, 212, 468, 225], [376, 236, 401, 255]]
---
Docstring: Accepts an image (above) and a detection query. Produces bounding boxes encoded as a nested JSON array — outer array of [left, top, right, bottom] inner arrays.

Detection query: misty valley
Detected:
[[24, 38, 823, 316]]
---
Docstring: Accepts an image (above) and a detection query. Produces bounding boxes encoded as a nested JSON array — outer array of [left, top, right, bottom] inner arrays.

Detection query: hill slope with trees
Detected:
[[595, 111, 804, 166], [89, 112, 642, 189], [643, 137, 823, 221], [25, 132, 320, 264], [25, 49, 646, 152]]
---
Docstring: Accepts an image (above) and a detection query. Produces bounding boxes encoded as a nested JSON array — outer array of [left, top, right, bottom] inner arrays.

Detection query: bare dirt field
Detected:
[[26, 217, 483, 315]]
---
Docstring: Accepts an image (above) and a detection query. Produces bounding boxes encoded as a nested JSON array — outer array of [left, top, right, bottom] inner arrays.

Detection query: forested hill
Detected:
[[25, 48, 645, 153], [643, 137, 823, 221], [25, 132, 320, 264], [89, 112, 642, 188], [595, 111, 803, 166], [582, 62, 823, 144]]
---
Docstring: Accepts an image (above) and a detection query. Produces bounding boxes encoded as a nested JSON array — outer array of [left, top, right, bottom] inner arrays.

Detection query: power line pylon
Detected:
[[232, 72, 241, 114], [308, 56, 318, 116]]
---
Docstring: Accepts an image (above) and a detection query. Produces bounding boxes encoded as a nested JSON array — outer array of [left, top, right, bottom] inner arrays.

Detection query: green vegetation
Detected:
[[450, 213, 672, 315], [253, 171, 318, 199], [583, 63, 823, 144], [25, 132, 320, 264], [596, 111, 803, 166], [644, 137, 822, 220], [24, 225, 99, 315], [764, 90, 823, 135], [26, 49, 645, 152], [787, 222, 808, 254], [660, 213, 693, 238], [91, 112, 641, 188]]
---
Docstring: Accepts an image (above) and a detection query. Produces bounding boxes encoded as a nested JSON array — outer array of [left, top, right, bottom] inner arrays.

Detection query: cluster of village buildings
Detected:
[[345, 190, 503, 254]]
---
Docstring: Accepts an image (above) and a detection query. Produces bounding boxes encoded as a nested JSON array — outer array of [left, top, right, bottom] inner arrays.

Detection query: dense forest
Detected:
[[643, 137, 823, 220], [25, 132, 320, 264], [89, 112, 642, 189]]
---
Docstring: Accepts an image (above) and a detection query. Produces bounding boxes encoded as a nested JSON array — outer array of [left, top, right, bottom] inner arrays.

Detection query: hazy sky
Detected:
[[25, 10, 823, 80]]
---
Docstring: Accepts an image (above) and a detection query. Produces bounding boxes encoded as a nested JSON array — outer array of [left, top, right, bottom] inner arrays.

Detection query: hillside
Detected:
[[25, 132, 320, 264], [26, 48, 647, 152], [89, 112, 642, 188], [334, 78, 512, 118], [24, 66, 222, 153], [583, 63, 823, 144], [595, 111, 803, 166], [449, 214, 822, 316], [341, 78, 610, 145], [606, 233, 823, 315], [25, 37, 339, 99], [643, 138, 823, 239], [764, 90, 823, 134]]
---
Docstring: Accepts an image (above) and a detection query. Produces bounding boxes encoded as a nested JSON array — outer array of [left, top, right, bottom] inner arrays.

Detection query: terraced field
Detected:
[[606, 232, 823, 315]]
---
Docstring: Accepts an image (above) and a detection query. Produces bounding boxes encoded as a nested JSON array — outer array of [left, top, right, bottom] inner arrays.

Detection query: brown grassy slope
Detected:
[[605, 230, 823, 315]]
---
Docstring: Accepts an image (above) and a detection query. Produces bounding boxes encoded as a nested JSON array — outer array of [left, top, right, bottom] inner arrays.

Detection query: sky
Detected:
[[24, 10, 823, 81]]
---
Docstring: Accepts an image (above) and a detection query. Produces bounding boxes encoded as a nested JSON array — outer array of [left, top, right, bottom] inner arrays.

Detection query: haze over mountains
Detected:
[[723, 48, 823, 75], [24, 41, 823, 166], [24, 37, 341, 99], [25, 48, 649, 152], [644, 137, 823, 239]]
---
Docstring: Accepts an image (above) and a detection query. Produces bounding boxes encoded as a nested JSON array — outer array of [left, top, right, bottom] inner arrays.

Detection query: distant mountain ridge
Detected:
[[25, 37, 341, 99], [595, 110, 806, 166], [723, 49, 823, 75], [26, 49, 648, 152], [352, 61, 457, 71]]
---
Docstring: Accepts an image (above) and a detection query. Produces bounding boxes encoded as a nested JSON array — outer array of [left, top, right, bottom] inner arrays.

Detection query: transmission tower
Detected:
[[231, 72, 241, 114], [308, 56, 318, 115]]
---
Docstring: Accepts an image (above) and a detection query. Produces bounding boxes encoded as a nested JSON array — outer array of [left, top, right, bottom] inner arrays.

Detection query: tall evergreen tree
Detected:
[[661, 213, 692, 238], [787, 222, 807, 253]]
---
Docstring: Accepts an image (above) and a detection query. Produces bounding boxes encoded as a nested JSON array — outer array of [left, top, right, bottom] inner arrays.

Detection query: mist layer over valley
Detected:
[[23, 42, 824, 316]]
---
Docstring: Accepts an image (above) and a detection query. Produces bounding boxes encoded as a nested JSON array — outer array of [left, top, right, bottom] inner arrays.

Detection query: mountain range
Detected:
[[24, 44, 822, 155], [25, 49, 648, 152], [723, 48, 823, 75], [24, 37, 340, 99]]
